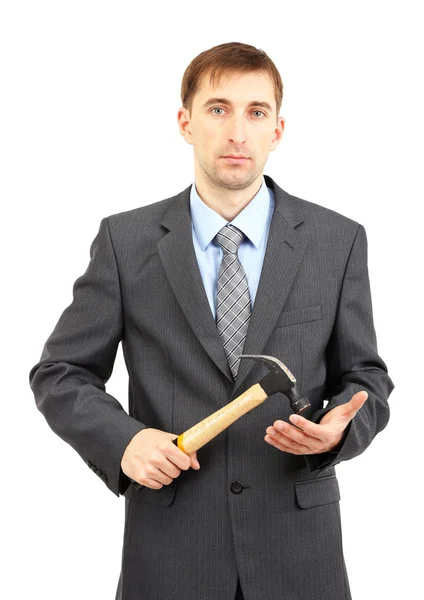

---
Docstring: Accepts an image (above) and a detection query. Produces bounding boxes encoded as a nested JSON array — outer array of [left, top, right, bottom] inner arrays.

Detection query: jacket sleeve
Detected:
[[304, 223, 395, 475], [29, 217, 147, 497]]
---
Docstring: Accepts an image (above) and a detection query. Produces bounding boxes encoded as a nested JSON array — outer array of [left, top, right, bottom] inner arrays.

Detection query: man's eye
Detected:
[[210, 107, 265, 118]]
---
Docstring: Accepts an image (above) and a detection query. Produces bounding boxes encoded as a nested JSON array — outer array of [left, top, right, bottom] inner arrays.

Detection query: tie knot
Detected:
[[215, 224, 244, 254]]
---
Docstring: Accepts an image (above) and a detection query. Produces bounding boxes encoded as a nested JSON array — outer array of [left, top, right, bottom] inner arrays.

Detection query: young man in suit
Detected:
[[30, 42, 394, 599]]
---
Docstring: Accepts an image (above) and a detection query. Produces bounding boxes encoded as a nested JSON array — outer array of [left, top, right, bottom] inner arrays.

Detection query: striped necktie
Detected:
[[215, 224, 252, 379]]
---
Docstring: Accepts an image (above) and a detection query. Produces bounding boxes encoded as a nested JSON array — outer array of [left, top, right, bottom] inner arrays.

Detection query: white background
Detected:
[[1, 1, 422, 598]]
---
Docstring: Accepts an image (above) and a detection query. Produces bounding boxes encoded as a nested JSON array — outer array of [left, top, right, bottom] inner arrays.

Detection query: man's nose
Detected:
[[227, 115, 247, 145]]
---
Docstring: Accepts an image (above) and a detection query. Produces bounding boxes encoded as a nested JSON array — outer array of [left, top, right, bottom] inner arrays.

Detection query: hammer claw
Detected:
[[239, 354, 310, 413]]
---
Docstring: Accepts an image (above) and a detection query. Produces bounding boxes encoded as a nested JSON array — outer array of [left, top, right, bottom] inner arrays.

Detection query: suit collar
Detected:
[[190, 176, 272, 250], [160, 174, 305, 232]]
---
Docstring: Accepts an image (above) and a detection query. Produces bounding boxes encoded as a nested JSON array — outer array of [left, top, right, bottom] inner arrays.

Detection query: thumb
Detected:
[[320, 391, 368, 426], [189, 451, 200, 470], [348, 390, 368, 417], [167, 432, 200, 469]]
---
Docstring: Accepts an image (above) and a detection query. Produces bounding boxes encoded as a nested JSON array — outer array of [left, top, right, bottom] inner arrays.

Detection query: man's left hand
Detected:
[[265, 391, 368, 455]]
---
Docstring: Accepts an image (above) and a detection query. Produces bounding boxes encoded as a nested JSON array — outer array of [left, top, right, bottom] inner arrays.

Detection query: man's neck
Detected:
[[194, 174, 263, 221]]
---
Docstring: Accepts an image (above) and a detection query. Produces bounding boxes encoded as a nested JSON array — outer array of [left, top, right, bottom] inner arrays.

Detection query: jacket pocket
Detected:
[[275, 304, 322, 328], [294, 475, 340, 508], [124, 480, 177, 506]]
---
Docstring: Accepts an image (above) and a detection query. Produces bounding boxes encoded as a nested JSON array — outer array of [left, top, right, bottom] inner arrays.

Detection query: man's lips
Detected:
[[221, 155, 250, 164]]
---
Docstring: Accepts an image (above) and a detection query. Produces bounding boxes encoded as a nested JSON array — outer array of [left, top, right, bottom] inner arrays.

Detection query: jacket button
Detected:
[[230, 481, 243, 494]]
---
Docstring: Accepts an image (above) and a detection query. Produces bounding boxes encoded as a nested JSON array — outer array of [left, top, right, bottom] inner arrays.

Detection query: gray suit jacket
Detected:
[[29, 174, 394, 600]]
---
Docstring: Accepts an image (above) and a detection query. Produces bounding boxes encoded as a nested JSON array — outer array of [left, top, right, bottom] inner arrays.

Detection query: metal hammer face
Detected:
[[239, 354, 311, 413]]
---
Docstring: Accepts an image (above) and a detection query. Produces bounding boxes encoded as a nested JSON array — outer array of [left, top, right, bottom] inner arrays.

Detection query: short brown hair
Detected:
[[180, 42, 283, 121]]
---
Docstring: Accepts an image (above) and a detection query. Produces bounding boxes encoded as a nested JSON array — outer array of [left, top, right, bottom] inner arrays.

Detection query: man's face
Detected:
[[178, 70, 284, 191]]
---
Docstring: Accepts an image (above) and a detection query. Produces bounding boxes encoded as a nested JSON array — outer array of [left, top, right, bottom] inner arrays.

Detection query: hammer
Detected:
[[171, 354, 310, 455], [129, 355, 310, 489]]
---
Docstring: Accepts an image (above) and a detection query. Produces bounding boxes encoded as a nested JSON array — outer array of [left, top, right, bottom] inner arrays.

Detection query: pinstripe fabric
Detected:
[[215, 224, 252, 379], [29, 174, 395, 600]]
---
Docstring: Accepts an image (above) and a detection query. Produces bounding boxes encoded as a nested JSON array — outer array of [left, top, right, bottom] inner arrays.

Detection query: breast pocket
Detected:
[[275, 304, 322, 329], [267, 304, 323, 403]]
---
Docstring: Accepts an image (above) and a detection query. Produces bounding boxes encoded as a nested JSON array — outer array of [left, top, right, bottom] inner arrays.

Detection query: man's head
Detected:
[[178, 42, 285, 193]]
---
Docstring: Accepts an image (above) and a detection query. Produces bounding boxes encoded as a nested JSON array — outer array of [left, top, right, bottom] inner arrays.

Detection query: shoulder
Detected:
[[278, 187, 363, 248], [296, 192, 360, 230], [269, 176, 365, 262], [97, 188, 189, 252], [267, 176, 362, 238], [105, 194, 175, 232]]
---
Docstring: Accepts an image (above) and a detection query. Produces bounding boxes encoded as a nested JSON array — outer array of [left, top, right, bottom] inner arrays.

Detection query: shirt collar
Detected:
[[190, 176, 271, 250]]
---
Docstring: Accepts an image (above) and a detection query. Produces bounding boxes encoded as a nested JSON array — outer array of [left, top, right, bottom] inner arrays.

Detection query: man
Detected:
[[29, 42, 394, 600]]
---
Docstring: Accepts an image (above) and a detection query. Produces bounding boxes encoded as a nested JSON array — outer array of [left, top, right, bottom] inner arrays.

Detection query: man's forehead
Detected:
[[195, 70, 274, 107]]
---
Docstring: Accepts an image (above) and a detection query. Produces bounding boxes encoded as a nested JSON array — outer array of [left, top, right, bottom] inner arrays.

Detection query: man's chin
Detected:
[[214, 168, 257, 190]]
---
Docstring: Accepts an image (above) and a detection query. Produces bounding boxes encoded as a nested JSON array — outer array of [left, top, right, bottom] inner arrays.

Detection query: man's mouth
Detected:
[[221, 155, 250, 164]]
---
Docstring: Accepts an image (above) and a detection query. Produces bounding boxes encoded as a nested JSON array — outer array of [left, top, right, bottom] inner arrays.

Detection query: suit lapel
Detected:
[[157, 175, 307, 394], [232, 175, 307, 395], [157, 186, 233, 382]]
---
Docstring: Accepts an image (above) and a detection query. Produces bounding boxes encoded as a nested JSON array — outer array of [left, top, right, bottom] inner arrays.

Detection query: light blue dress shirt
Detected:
[[190, 176, 275, 319]]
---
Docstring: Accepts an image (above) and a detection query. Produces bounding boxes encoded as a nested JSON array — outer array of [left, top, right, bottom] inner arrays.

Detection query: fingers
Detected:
[[142, 479, 164, 490], [166, 434, 200, 470], [165, 435, 193, 470], [145, 446, 200, 489], [287, 414, 325, 441], [152, 440, 201, 482], [148, 450, 200, 488], [136, 454, 190, 488], [265, 431, 312, 455], [126, 429, 200, 490], [266, 421, 321, 453]]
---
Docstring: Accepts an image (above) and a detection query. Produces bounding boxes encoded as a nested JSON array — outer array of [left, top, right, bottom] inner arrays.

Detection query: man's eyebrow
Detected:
[[202, 97, 273, 112]]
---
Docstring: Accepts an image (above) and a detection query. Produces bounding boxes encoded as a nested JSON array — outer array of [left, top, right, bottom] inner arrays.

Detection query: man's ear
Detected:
[[270, 116, 285, 151], [177, 107, 193, 145]]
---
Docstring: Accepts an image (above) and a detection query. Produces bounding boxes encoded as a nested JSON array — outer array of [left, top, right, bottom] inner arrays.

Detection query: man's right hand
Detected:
[[121, 428, 200, 490]]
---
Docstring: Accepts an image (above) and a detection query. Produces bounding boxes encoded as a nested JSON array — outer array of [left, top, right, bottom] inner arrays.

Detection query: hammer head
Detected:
[[239, 354, 310, 413]]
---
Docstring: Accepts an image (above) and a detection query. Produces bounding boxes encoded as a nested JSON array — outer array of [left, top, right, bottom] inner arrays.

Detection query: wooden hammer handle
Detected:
[[174, 383, 268, 454]]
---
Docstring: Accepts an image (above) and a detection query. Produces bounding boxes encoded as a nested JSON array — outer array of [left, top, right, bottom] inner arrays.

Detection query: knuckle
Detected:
[[126, 456, 139, 474], [151, 453, 163, 467], [159, 470, 174, 484], [146, 466, 158, 478]]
